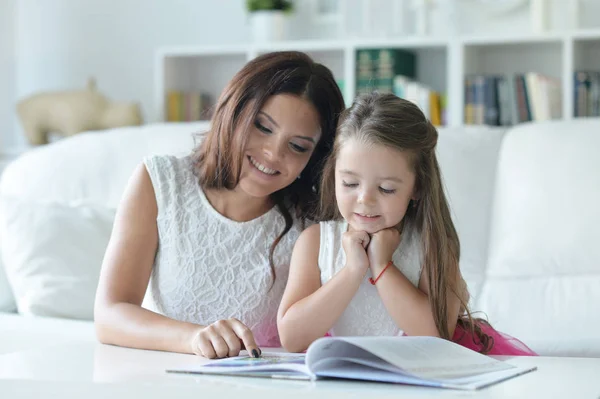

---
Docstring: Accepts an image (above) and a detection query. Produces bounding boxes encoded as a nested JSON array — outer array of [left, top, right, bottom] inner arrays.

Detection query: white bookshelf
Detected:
[[154, 29, 600, 127]]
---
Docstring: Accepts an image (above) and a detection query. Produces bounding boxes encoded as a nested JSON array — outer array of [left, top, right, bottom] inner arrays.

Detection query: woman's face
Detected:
[[237, 94, 322, 199]]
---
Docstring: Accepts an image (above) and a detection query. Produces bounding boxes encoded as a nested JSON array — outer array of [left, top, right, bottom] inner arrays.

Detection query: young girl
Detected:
[[94, 51, 345, 359], [277, 92, 536, 356]]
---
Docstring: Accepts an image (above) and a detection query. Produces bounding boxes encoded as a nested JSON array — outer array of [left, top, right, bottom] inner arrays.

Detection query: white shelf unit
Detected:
[[155, 30, 600, 127]]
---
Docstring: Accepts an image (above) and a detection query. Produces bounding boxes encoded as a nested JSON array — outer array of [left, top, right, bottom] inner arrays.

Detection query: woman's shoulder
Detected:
[[143, 153, 192, 175], [142, 153, 197, 209], [143, 153, 196, 185]]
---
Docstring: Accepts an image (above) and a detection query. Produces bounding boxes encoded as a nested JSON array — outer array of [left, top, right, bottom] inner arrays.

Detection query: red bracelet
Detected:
[[369, 261, 393, 285]]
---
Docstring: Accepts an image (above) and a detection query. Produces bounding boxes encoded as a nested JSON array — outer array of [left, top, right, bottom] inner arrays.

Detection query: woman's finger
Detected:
[[196, 335, 217, 359], [215, 323, 243, 357], [229, 319, 260, 358], [210, 333, 230, 359]]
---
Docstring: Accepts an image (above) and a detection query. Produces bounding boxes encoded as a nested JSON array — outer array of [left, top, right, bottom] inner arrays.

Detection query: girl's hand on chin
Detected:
[[342, 230, 371, 275], [367, 228, 401, 274]]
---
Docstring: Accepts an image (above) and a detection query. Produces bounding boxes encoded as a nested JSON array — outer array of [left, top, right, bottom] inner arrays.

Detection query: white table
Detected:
[[0, 340, 599, 398]]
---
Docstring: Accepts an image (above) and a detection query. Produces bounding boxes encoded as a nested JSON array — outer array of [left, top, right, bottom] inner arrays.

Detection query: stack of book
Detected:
[[574, 71, 600, 118], [393, 75, 446, 126], [356, 49, 416, 94], [165, 91, 213, 122], [356, 48, 416, 95], [355, 48, 445, 126], [464, 73, 562, 126]]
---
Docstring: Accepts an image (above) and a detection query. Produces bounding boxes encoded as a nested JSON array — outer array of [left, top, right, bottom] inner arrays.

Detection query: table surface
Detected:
[[0, 340, 599, 398]]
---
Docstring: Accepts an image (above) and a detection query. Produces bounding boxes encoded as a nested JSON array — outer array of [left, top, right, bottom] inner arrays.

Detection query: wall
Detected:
[[5, 0, 600, 154], [0, 0, 17, 153], [12, 0, 251, 153]]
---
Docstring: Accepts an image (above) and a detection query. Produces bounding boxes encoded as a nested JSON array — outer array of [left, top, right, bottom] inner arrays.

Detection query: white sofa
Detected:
[[1, 119, 599, 357]]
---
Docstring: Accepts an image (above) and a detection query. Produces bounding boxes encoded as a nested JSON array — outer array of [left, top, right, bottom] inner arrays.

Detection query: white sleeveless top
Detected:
[[318, 221, 423, 337], [142, 154, 303, 346]]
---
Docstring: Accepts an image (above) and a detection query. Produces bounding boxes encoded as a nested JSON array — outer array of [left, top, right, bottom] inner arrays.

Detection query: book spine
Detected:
[[166, 91, 181, 122]]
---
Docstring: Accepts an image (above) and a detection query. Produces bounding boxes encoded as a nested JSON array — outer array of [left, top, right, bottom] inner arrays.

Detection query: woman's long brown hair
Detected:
[[319, 92, 493, 353], [192, 51, 345, 280]]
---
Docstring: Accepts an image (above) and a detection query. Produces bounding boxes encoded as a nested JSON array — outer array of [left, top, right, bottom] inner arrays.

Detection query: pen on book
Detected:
[[251, 348, 262, 358]]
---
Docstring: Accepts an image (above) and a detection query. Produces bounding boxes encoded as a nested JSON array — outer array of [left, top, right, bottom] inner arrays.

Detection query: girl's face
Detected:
[[335, 138, 417, 234], [238, 94, 321, 199]]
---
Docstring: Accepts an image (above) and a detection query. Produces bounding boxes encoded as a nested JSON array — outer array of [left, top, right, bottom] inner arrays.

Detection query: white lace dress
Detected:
[[142, 155, 302, 347], [318, 220, 423, 336]]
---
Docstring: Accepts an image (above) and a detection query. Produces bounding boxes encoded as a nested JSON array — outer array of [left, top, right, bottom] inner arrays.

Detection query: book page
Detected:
[[167, 352, 312, 378], [312, 359, 535, 390], [307, 336, 514, 379], [307, 340, 405, 374], [309, 359, 447, 388]]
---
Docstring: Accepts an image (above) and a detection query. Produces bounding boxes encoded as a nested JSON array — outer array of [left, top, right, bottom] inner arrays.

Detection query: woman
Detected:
[[94, 51, 345, 359]]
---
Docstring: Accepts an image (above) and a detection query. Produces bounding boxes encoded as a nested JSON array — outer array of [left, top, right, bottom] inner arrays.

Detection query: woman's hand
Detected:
[[342, 230, 371, 274], [367, 228, 401, 275], [191, 318, 260, 359]]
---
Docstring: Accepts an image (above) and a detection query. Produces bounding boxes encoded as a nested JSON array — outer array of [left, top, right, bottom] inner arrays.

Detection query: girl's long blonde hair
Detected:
[[319, 92, 493, 353]]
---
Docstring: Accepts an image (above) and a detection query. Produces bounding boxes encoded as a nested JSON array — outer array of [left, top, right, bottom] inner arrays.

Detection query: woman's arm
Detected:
[[277, 226, 369, 352], [368, 229, 461, 338], [94, 163, 203, 354], [94, 163, 258, 358]]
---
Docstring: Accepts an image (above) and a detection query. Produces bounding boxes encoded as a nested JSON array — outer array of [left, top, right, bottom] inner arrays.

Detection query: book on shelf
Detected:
[[464, 73, 562, 126], [166, 91, 213, 122], [353, 48, 445, 126], [393, 75, 446, 126], [574, 71, 600, 118], [356, 48, 416, 95], [167, 336, 536, 391]]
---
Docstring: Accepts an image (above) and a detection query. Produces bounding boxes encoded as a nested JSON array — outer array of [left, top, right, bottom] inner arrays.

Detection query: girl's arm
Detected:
[[94, 164, 258, 358], [368, 230, 462, 338], [277, 226, 369, 352]]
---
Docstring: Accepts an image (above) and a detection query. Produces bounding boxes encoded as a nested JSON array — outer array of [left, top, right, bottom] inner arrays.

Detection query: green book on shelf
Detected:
[[356, 48, 416, 96], [356, 49, 377, 95]]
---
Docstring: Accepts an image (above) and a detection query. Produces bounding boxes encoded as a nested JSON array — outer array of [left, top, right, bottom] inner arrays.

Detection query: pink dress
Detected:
[[324, 323, 538, 356], [315, 221, 537, 356], [451, 323, 538, 356]]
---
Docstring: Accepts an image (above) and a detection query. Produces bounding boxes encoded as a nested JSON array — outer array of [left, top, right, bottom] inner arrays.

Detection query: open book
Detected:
[[167, 336, 536, 390]]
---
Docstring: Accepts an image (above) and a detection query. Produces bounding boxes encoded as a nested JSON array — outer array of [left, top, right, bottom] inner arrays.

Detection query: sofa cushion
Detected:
[[0, 122, 206, 320], [479, 119, 600, 357], [0, 198, 115, 320], [0, 254, 16, 313], [1, 158, 18, 312], [436, 126, 506, 302], [0, 122, 204, 208]]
